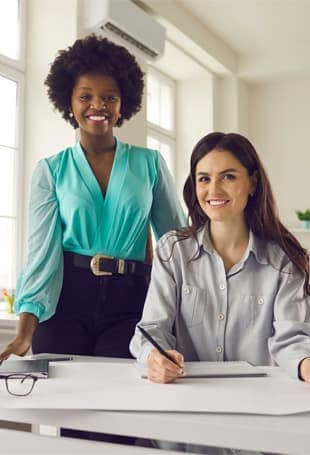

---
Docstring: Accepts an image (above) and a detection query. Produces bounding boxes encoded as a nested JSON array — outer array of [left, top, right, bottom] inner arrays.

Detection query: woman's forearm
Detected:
[[17, 312, 38, 340]]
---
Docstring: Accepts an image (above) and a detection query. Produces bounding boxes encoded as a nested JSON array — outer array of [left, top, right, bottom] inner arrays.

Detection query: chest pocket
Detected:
[[244, 295, 274, 338], [180, 284, 207, 327]]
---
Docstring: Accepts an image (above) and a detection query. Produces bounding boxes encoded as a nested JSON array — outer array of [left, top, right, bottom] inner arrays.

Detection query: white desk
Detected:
[[0, 408, 309, 455], [0, 359, 309, 454]]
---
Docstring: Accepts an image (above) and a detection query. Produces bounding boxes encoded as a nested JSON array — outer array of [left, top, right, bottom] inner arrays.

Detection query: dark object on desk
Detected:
[[30, 353, 74, 362], [0, 359, 49, 378], [137, 325, 182, 368]]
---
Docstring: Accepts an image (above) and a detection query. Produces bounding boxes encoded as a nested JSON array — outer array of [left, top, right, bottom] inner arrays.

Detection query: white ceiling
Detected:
[[139, 0, 310, 83], [176, 0, 310, 82], [177, 0, 310, 57]]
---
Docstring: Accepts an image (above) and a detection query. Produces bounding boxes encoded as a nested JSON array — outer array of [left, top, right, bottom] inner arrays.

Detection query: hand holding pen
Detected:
[[137, 325, 184, 384]]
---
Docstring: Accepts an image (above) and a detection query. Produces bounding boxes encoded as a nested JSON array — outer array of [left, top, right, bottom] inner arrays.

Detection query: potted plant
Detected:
[[296, 209, 310, 229]]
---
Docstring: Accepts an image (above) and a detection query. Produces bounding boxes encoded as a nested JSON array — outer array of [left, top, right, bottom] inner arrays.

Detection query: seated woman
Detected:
[[130, 131, 310, 384]]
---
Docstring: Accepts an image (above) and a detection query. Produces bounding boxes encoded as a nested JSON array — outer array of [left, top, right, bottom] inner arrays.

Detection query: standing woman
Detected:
[[0, 34, 185, 360]]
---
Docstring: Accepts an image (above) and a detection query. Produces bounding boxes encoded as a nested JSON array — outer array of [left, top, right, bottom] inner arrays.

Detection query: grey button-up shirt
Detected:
[[130, 226, 310, 379]]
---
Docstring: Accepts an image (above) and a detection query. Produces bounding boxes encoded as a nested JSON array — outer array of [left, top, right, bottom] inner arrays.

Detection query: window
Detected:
[[0, 0, 20, 60], [0, 0, 25, 297], [147, 67, 175, 176]]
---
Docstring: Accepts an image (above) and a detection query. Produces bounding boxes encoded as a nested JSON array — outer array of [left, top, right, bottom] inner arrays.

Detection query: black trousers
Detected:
[[32, 252, 148, 444], [32, 252, 148, 357]]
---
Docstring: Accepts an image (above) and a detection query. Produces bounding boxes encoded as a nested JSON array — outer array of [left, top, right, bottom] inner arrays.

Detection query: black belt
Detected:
[[67, 252, 151, 277]]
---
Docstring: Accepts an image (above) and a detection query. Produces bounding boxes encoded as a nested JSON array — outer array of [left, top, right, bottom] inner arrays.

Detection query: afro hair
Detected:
[[44, 34, 144, 128]]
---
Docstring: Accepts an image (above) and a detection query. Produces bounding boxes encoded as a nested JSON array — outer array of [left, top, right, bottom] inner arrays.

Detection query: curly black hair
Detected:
[[44, 34, 144, 128]]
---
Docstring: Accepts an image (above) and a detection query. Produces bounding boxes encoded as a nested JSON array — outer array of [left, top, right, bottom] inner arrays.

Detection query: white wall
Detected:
[[176, 72, 213, 197], [248, 76, 310, 229], [23, 0, 77, 251], [215, 75, 249, 135]]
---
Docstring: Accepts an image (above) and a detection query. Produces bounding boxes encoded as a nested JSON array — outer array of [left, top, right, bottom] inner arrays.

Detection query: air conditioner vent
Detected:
[[101, 22, 158, 59], [80, 0, 166, 61]]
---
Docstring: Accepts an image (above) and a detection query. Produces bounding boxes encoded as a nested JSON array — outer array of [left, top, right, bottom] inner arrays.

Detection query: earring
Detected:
[[249, 191, 254, 197], [69, 111, 74, 118]]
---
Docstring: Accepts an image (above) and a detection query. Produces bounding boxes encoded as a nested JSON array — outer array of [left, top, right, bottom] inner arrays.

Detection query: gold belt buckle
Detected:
[[90, 254, 126, 276], [90, 254, 113, 276]]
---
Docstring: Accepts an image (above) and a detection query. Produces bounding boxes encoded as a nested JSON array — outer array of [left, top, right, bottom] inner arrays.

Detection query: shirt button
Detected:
[[216, 346, 222, 353], [218, 313, 225, 320], [257, 297, 264, 305], [184, 287, 190, 295], [219, 283, 226, 290]]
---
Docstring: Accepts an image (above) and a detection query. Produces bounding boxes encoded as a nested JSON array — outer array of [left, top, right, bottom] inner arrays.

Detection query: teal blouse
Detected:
[[15, 139, 185, 322]]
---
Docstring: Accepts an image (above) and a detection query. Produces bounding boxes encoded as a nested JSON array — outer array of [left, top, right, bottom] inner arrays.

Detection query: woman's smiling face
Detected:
[[71, 72, 122, 139], [195, 149, 257, 224]]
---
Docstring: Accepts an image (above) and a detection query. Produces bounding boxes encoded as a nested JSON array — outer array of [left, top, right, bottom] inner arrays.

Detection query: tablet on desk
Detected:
[[183, 361, 267, 378], [136, 360, 267, 379], [0, 359, 49, 378]]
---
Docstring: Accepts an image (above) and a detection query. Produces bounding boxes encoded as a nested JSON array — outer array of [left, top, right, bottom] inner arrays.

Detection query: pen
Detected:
[[137, 325, 183, 369]]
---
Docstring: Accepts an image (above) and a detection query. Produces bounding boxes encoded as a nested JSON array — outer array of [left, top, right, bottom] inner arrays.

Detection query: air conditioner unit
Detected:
[[80, 0, 166, 61]]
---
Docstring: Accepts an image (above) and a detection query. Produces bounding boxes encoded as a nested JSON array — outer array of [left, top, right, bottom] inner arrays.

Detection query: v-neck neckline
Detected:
[[75, 139, 119, 203]]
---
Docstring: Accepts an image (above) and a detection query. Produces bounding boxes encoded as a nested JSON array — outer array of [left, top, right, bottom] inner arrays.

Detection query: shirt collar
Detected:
[[198, 224, 270, 266]]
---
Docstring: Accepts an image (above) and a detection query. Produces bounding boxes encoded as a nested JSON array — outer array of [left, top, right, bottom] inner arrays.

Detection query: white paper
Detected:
[[0, 362, 309, 415]]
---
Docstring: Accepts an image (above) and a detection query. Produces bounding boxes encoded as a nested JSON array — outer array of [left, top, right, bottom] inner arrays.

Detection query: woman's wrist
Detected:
[[298, 357, 310, 382]]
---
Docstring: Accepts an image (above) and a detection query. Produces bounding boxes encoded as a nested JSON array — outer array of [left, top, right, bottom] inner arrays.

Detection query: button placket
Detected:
[[215, 257, 227, 361]]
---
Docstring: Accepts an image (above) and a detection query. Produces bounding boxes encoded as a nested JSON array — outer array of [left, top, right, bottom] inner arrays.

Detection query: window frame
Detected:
[[147, 66, 176, 176], [0, 0, 25, 290]]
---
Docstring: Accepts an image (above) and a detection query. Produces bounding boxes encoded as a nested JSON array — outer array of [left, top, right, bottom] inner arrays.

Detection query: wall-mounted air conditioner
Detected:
[[80, 0, 166, 61]]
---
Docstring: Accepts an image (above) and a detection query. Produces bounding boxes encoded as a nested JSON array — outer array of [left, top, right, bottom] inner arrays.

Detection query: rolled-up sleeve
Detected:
[[14, 160, 64, 322], [269, 263, 310, 379], [130, 234, 178, 363], [150, 152, 186, 240]]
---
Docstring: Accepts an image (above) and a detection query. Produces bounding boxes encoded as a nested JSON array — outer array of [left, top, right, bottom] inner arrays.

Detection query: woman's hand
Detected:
[[299, 357, 310, 382], [0, 312, 38, 361], [146, 348, 184, 383], [0, 336, 31, 360]]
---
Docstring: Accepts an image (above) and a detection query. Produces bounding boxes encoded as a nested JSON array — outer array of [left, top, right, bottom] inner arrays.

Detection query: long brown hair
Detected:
[[181, 132, 309, 295]]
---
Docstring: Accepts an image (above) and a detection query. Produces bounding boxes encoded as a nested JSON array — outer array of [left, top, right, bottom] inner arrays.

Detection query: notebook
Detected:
[[136, 360, 267, 379], [0, 359, 49, 378]]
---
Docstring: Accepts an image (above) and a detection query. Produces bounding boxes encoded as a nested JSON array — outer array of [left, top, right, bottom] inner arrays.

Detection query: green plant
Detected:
[[296, 209, 310, 221]]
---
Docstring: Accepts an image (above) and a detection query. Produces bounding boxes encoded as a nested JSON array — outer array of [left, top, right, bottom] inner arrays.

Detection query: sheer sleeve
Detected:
[[150, 152, 186, 241], [14, 160, 64, 322]]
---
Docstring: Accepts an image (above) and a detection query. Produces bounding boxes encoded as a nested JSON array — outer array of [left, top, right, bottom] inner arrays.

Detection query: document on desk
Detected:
[[1, 362, 310, 416], [135, 361, 267, 378]]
